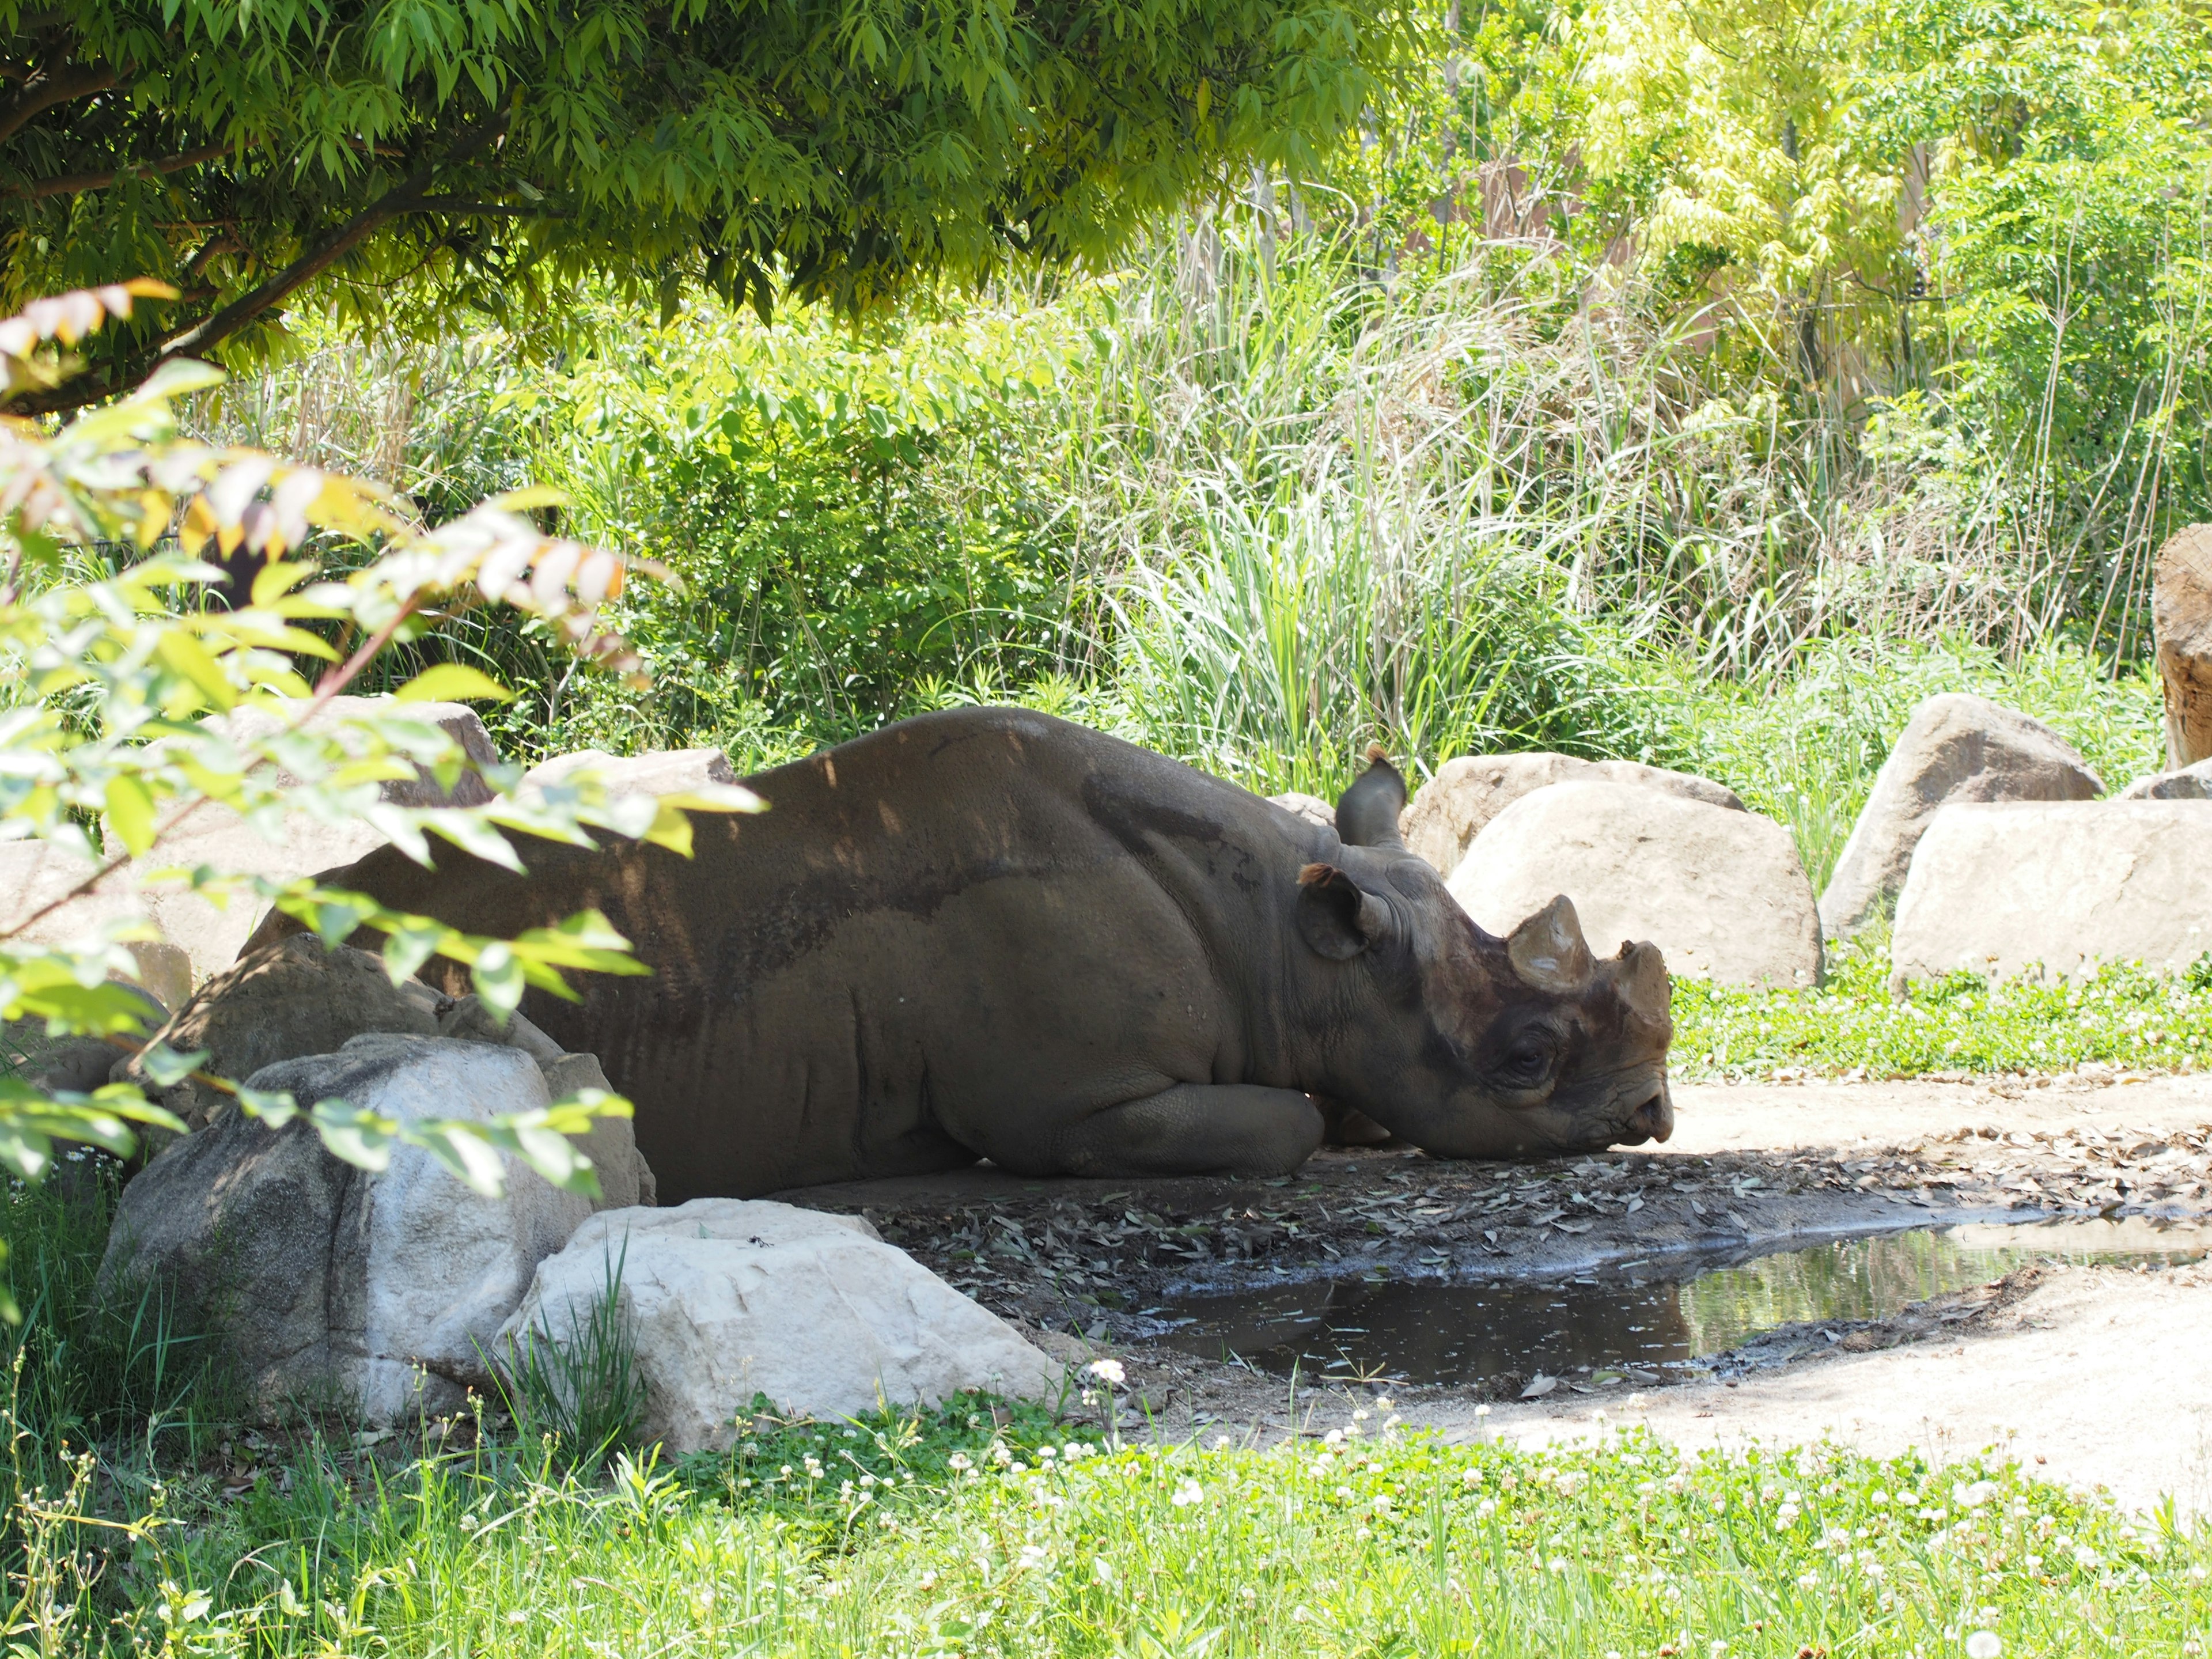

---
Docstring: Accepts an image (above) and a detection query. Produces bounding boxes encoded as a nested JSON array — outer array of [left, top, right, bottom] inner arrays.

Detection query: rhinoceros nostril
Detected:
[[1628, 1091, 1673, 1143]]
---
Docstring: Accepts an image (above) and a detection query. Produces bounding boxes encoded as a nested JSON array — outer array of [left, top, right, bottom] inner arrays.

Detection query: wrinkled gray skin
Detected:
[[279, 709, 1673, 1202]]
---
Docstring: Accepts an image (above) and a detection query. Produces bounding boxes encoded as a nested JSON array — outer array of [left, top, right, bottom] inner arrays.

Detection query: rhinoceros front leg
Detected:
[[1042, 1084, 1327, 1179]]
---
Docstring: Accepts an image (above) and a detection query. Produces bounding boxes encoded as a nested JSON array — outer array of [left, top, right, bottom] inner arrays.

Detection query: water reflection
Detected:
[[1161, 1217, 2210, 1384]]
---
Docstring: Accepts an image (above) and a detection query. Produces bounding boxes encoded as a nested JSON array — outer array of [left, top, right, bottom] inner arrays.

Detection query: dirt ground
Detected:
[[775, 1072, 2212, 1513]]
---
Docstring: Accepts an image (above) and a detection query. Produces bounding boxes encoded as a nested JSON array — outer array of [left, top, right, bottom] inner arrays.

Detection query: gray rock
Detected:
[[1891, 801, 2212, 984], [497, 1199, 1060, 1451], [1448, 780, 1821, 986], [1402, 753, 1743, 876], [435, 997, 657, 1209], [100, 1034, 595, 1423], [2118, 757, 2212, 800], [1817, 694, 2102, 942]]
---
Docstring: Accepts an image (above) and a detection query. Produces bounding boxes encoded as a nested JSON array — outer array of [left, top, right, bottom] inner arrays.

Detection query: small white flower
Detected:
[[1036, 1445, 1056, 1461], [1171, 1479, 1204, 1508], [1476, 1498, 1497, 1519], [1460, 1467, 1482, 1487], [1373, 1493, 1394, 1513], [1324, 1429, 1344, 1446], [1087, 1358, 1126, 1387], [948, 1452, 972, 1472], [1017, 1544, 1048, 1569], [1475, 1404, 1492, 1418], [1965, 1632, 2002, 1659]]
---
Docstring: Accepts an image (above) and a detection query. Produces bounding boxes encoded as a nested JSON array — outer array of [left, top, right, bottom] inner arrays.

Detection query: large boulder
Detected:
[[1891, 801, 2212, 984], [1402, 754, 1743, 876], [498, 1199, 1060, 1450], [1448, 780, 1821, 986], [1817, 694, 2102, 942], [100, 1035, 594, 1422], [136, 697, 502, 985], [2118, 757, 2212, 801]]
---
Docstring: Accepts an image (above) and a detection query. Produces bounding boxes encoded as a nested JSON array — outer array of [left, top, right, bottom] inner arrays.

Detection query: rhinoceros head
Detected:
[[1294, 750, 1674, 1157]]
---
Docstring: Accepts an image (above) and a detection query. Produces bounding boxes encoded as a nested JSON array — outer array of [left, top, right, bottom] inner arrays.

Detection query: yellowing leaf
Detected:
[[155, 629, 237, 710]]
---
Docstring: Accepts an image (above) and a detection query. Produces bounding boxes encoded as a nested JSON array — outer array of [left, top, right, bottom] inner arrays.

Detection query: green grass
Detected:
[[1674, 927, 2212, 1084], [33, 1394, 2212, 1656]]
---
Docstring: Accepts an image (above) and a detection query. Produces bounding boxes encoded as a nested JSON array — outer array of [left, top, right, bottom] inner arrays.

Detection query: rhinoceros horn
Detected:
[[1617, 938, 1671, 1024], [1506, 895, 1594, 994]]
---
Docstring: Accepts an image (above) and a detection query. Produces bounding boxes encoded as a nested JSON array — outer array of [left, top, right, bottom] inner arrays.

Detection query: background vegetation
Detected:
[[190, 0, 2205, 892]]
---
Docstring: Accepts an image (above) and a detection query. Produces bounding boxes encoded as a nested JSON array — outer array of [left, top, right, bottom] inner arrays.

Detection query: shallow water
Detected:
[[1160, 1217, 2210, 1385]]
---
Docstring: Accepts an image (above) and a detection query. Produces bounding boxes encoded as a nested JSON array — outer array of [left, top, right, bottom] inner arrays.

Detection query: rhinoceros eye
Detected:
[[1497, 1031, 1559, 1089]]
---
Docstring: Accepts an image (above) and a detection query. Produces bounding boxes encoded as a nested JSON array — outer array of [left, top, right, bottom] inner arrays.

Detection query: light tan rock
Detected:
[[1402, 754, 1743, 875], [101, 1034, 594, 1423], [1891, 801, 2212, 983], [136, 698, 504, 983], [0, 840, 179, 998], [1448, 780, 1820, 986], [498, 1198, 1060, 1450], [1817, 694, 2102, 942], [523, 748, 736, 798], [1266, 791, 1337, 832]]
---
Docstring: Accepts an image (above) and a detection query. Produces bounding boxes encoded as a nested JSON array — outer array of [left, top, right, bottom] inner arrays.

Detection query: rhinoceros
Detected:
[[287, 708, 1673, 1200]]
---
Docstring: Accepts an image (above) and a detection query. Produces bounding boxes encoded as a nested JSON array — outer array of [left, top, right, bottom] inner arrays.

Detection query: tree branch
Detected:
[[0, 59, 115, 145], [4, 112, 511, 415], [6, 139, 229, 198]]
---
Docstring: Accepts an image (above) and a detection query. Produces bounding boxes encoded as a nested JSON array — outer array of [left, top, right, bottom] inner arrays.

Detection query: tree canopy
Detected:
[[0, 0, 1415, 409]]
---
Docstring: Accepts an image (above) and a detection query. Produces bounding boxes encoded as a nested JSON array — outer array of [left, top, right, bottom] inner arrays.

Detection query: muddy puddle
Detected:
[[1160, 1215, 2212, 1385]]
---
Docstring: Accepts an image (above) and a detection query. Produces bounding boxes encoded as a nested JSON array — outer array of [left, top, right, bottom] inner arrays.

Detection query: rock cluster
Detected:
[[1816, 693, 2102, 943], [82, 735, 1067, 1432]]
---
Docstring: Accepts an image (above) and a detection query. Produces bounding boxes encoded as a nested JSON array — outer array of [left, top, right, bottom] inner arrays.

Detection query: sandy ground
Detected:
[[781, 1074, 2212, 1516]]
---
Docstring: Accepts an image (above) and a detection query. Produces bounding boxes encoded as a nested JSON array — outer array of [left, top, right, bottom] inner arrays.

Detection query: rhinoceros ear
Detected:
[[1506, 895, 1594, 993], [1297, 863, 1394, 960], [1335, 744, 1407, 850]]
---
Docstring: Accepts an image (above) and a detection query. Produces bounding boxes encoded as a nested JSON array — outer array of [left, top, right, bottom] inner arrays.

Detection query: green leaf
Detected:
[[104, 775, 158, 857], [471, 942, 527, 1020], [308, 1097, 396, 1171], [236, 1086, 300, 1128], [395, 664, 517, 704], [138, 1042, 210, 1088]]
